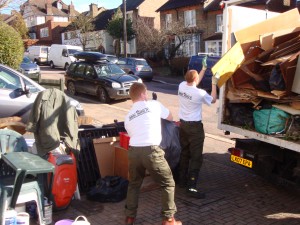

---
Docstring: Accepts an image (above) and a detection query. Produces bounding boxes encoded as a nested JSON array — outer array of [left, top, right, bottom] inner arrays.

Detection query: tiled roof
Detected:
[[93, 9, 116, 30], [156, 0, 204, 12], [204, 0, 296, 12], [23, 0, 79, 17], [119, 0, 145, 11], [63, 8, 116, 32]]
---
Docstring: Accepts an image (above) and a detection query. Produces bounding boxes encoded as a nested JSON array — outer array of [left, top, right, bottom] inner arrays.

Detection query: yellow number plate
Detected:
[[231, 155, 253, 168]]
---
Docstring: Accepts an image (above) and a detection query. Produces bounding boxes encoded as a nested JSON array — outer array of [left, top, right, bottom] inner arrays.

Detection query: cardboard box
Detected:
[[114, 146, 129, 180], [93, 137, 120, 177]]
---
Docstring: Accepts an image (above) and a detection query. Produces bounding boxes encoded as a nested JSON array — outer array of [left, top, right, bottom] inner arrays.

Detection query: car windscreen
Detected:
[[135, 60, 148, 66], [68, 49, 82, 56], [94, 64, 126, 77], [41, 47, 49, 54]]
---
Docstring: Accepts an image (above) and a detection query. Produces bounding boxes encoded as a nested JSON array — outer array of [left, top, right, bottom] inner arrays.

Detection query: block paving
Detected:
[[49, 136, 300, 225]]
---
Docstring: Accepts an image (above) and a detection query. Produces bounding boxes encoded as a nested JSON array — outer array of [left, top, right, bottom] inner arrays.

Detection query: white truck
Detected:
[[214, 1, 300, 187], [48, 44, 83, 70]]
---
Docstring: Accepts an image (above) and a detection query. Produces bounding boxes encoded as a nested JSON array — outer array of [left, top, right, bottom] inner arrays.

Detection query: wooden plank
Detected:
[[212, 42, 245, 87], [292, 55, 300, 94], [273, 104, 300, 115], [260, 28, 300, 50], [235, 8, 300, 45]]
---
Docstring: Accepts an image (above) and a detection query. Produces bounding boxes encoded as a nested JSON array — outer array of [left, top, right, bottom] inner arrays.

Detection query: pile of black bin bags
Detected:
[[87, 119, 181, 203]]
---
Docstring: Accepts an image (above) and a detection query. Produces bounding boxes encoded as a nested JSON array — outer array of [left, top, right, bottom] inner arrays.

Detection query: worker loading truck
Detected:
[[212, 0, 300, 187]]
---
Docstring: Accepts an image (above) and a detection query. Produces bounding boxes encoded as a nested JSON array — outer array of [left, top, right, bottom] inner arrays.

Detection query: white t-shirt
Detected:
[[178, 81, 213, 121], [125, 100, 170, 147]]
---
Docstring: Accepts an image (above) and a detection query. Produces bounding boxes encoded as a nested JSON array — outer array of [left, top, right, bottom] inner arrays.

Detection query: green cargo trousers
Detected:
[[125, 145, 177, 219], [179, 121, 205, 177]]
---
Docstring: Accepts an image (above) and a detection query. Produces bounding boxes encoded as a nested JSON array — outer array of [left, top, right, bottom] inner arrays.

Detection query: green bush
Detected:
[[0, 22, 24, 69]]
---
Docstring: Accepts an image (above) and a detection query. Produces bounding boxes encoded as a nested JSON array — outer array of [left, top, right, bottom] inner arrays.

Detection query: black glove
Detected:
[[152, 92, 157, 100]]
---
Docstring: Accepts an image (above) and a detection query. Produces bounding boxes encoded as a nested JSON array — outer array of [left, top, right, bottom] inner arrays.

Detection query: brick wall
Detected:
[[138, 0, 168, 30]]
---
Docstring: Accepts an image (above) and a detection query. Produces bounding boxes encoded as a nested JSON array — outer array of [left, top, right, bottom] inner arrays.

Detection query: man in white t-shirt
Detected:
[[178, 56, 218, 199], [124, 83, 182, 225]]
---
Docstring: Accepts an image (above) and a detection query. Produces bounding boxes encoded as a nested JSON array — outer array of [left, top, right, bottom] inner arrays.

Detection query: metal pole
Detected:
[[123, 0, 127, 57]]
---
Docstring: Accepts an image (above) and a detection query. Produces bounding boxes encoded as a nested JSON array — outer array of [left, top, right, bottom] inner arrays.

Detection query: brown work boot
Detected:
[[125, 217, 135, 225], [162, 217, 182, 225]]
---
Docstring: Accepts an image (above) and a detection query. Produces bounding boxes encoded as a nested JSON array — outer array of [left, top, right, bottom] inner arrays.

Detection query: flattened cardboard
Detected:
[[235, 8, 300, 45], [273, 104, 300, 115], [212, 42, 244, 87]]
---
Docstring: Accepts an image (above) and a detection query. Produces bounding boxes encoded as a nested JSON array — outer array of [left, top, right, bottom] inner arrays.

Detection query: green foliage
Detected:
[[0, 22, 24, 69], [106, 8, 135, 41], [11, 12, 28, 39]]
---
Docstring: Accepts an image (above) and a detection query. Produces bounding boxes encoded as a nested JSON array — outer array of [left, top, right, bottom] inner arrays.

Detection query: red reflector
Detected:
[[228, 148, 243, 157]]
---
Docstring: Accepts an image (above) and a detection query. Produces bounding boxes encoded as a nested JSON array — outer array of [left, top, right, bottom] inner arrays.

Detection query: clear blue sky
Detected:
[[68, 0, 123, 12], [1, 0, 123, 14]]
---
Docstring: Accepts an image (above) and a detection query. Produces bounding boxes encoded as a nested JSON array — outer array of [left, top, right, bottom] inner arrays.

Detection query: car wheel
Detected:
[[64, 63, 69, 71], [97, 87, 110, 103], [67, 82, 77, 96], [50, 61, 55, 69]]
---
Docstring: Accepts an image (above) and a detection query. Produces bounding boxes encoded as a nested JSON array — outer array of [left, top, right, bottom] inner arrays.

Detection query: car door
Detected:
[[81, 64, 99, 96], [0, 66, 41, 122], [72, 63, 87, 93]]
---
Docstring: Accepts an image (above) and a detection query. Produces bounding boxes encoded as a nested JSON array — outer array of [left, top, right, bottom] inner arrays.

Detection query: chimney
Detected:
[[46, 0, 53, 21], [89, 3, 98, 18], [69, 1, 76, 20]]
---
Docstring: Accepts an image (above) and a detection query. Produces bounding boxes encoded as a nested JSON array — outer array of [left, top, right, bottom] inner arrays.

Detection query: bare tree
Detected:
[[135, 17, 167, 56], [0, 0, 25, 11], [0, 0, 12, 10], [73, 14, 95, 50], [135, 17, 190, 62]]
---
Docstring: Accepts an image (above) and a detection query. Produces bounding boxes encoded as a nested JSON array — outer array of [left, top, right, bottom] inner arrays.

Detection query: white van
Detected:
[[48, 44, 83, 70], [26, 45, 50, 65]]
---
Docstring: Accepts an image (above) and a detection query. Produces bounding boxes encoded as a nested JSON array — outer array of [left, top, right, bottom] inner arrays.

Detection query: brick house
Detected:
[[20, 0, 80, 45], [119, 0, 168, 55], [62, 7, 115, 53], [156, 0, 297, 58]]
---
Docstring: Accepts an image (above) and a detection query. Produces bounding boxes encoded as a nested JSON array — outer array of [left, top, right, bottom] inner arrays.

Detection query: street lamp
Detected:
[[123, 0, 127, 57]]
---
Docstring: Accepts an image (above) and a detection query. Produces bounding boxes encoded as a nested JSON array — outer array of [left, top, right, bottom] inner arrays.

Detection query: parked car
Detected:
[[65, 52, 143, 103], [19, 56, 41, 79], [116, 57, 153, 81], [25, 45, 50, 65], [188, 54, 221, 92], [0, 64, 84, 123], [102, 54, 118, 63], [48, 44, 83, 70]]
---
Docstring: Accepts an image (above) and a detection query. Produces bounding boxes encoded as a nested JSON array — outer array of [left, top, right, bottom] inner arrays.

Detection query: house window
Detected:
[[184, 10, 196, 28], [71, 31, 77, 39], [40, 28, 49, 38], [205, 40, 222, 56], [216, 14, 223, 33], [64, 33, 68, 40], [165, 14, 172, 29], [178, 34, 200, 57]]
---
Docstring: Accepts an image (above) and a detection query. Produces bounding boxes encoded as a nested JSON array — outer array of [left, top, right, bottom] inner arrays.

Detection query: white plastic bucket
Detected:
[[44, 198, 53, 225], [16, 212, 29, 225], [5, 210, 17, 225]]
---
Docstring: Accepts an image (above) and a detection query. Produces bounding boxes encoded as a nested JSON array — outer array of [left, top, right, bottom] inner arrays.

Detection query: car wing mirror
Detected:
[[23, 85, 32, 97]]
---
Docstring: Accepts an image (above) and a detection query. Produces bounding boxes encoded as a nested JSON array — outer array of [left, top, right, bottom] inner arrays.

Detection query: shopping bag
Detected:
[[72, 216, 90, 225]]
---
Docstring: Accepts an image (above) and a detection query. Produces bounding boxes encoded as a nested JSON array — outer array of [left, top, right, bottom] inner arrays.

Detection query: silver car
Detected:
[[19, 56, 41, 79], [116, 57, 153, 81], [0, 64, 84, 123]]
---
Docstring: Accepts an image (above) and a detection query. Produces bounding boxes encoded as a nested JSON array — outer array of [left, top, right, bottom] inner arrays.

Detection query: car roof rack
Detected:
[[74, 51, 108, 62]]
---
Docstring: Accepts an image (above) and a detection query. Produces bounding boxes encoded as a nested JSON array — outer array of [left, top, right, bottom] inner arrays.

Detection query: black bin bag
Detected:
[[86, 176, 128, 202], [160, 119, 181, 170]]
